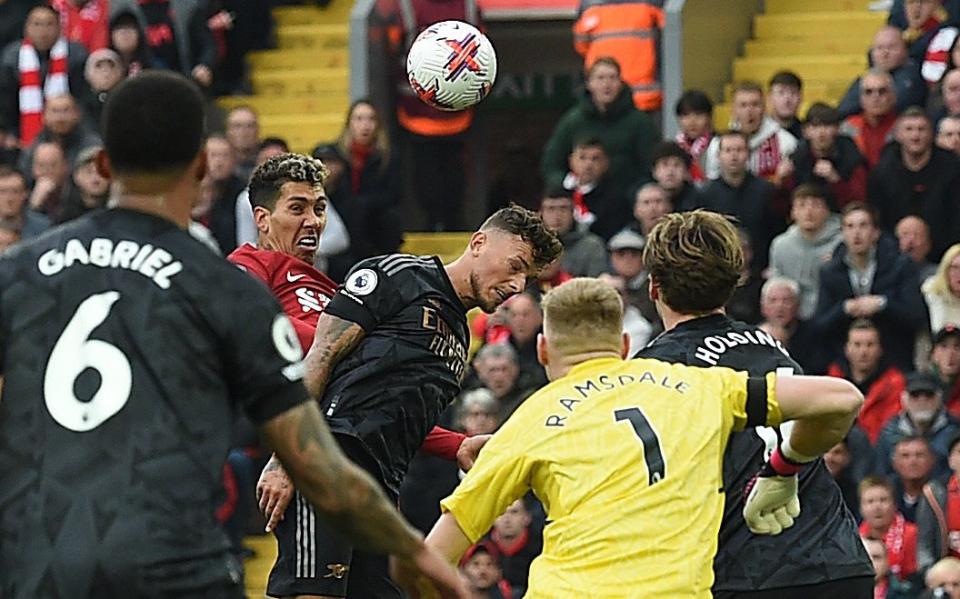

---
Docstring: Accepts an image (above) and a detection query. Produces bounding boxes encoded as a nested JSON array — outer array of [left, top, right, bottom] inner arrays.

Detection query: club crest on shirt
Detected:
[[345, 268, 378, 296]]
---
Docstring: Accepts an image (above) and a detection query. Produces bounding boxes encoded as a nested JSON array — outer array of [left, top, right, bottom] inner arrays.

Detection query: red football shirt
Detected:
[[227, 244, 337, 350]]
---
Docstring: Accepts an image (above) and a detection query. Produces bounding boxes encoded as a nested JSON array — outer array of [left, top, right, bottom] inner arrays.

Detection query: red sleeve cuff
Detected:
[[421, 426, 466, 461]]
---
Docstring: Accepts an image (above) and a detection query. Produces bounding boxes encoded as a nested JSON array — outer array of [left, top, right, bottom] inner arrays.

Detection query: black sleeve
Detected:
[[324, 256, 415, 332], [744, 376, 769, 428], [221, 270, 310, 425]]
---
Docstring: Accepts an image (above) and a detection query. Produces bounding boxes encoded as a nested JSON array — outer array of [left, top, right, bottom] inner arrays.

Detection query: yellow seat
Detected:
[[251, 67, 349, 97], [733, 56, 867, 84], [276, 24, 350, 51], [401, 233, 473, 260], [273, 5, 352, 26], [764, 0, 875, 13], [218, 94, 350, 117], [754, 12, 886, 39], [744, 38, 874, 58], [248, 48, 350, 70]]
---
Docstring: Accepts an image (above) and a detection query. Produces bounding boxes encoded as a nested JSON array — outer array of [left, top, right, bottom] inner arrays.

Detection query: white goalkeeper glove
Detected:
[[742, 444, 807, 535]]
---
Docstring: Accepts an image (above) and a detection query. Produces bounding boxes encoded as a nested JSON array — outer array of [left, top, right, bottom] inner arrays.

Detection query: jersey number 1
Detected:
[[615, 407, 666, 485], [44, 291, 132, 432]]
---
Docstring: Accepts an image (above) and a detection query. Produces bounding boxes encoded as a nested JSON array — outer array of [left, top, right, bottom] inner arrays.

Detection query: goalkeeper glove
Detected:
[[742, 445, 807, 535]]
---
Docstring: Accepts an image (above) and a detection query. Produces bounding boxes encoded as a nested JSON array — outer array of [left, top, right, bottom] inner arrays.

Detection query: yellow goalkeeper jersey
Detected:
[[440, 357, 782, 598]]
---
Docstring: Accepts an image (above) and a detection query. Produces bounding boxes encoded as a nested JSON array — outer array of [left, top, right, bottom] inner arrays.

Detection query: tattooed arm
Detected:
[[302, 312, 365, 400], [260, 400, 467, 598]]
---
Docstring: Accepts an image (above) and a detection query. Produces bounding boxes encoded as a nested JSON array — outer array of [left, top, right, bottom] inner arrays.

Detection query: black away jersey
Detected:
[[636, 314, 872, 591], [322, 254, 469, 495], [0, 209, 308, 598]]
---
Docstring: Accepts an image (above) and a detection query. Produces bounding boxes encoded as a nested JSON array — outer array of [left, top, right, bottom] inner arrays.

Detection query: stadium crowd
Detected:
[[5, 0, 960, 597]]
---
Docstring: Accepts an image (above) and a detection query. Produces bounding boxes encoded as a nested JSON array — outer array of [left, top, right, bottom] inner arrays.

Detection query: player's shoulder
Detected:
[[345, 253, 440, 290], [227, 243, 284, 272]]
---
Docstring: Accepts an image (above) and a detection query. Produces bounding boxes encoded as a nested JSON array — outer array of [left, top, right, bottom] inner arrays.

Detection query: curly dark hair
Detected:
[[642, 210, 743, 314], [480, 203, 563, 270], [248, 153, 327, 211]]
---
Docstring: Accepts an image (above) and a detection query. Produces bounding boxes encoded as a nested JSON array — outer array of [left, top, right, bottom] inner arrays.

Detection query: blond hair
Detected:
[[923, 243, 960, 297], [540, 278, 623, 356], [926, 557, 960, 589]]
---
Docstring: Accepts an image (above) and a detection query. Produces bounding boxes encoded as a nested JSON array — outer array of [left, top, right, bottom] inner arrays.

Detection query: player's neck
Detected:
[[443, 258, 478, 310], [547, 350, 622, 381], [660, 305, 725, 332], [112, 177, 193, 229]]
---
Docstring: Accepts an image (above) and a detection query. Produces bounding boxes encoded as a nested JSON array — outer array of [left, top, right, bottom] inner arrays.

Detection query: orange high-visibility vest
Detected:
[[573, 1, 664, 111]]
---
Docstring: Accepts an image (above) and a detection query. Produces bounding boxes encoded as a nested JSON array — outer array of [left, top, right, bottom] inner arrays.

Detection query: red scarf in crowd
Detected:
[[860, 513, 918, 581], [18, 38, 69, 146], [51, 0, 110, 51], [947, 474, 960, 557], [674, 131, 711, 182], [350, 141, 373, 195]]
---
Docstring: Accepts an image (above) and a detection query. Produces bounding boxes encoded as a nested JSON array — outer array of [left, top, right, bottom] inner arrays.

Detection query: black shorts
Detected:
[[713, 576, 874, 599], [266, 436, 403, 599]]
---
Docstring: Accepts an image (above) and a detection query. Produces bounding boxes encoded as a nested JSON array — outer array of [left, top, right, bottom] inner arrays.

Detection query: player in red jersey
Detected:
[[227, 153, 484, 531]]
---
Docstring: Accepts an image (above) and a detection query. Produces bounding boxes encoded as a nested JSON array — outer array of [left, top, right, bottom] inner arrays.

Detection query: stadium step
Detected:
[[744, 38, 874, 58], [276, 24, 350, 51], [219, 94, 350, 116], [251, 67, 349, 96], [732, 55, 867, 85], [753, 12, 886, 39], [258, 115, 344, 153], [248, 48, 349, 70], [764, 0, 876, 13], [273, 4, 353, 26], [401, 233, 474, 262]]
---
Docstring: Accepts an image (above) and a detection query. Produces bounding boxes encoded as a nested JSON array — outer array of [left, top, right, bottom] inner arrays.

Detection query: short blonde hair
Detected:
[[540, 278, 622, 355], [926, 557, 960, 589]]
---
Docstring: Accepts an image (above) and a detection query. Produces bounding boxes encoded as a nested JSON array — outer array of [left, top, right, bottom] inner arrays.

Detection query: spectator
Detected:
[[877, 371, 960, 480], [459, 540, 512, 599], [932, 69, 960, 124], [926, 556, 960, 598], [109, 0, 216, 89], [56, 144, 108, 223], [541, 57, 657, 198], [224, 105, 259, 182], [0, 218, 20, 252], [0, 4, 89, 147], [814, 202, 927, 372], [503, 292, 546, 390], [947, 435, 960, 558], [598, 272, 653, 353], [540, 190, 608, 278], [198, 134, 243, 254], [673, 89, 713, 182], [0, 165, 48, 239], [768, 183, 842, 320], [486, 498, 542, 597], [838, 27, 927, 119], [51, 0, 110, 52], [17, 93, 100, 175], [79, 48, 124, 130], [899, 215, 941, 283], [939, 115, 960, 153], [650, 140, 700, 212], [703, 81, 798, 183], [870, 107, 960, 261], [698, 130, 781, 274], [787, 102, 868, 207], [329, 100, 404, 264], [901, 0, 951, 62], [27, 141, 69, 216], [828, 319, 908, 444], [824, 440, 863, 517], [572, 0, 663, 111], [108, 10, 152, 77], [624, 182, 670, 239], [306, 143, 355, 278], [605, 229, 658, 337], [930, 325, 960, 416], [0, 1, 40, 52], [458, 388, 501, 437], [758, 276, 825, 374], [924, 246, 960, 333], [725, 227, 764, 325], [767, 70, 804, 140], [860, 476, 921, 583], [841, 69, 901, 170], [863, 534, 922, 599], [471, 343, 535, 424], [890, 438, 947, 530], [562, 137, 624, 241]]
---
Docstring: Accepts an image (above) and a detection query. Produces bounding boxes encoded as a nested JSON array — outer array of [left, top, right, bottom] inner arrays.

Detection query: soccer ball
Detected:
[[406, 20, 498, 112]]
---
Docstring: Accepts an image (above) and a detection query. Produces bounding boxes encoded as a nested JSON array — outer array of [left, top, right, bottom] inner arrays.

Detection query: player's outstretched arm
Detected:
[[302, 313, 365, 399], [743, 375, 862, 535], [261, 400, 467, 599]]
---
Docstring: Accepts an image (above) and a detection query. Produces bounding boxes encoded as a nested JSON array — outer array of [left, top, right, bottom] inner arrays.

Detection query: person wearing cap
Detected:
[[459, 540, 512, 599], [877, 370, 960, 481], [540, 188, 609, 278], [605, 228, 660, 338], [56, 144, 109, 223], [768, 183, 842, 321], [923, 244, 960, 335], [80, 48, 124, 131], [784, 102, 867, 209], [932, 325, 960, 417]]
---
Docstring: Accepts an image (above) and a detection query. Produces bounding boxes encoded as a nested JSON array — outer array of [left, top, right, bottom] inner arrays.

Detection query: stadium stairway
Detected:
[[218, 3, 353, 153], [712, 0, 887, 131]]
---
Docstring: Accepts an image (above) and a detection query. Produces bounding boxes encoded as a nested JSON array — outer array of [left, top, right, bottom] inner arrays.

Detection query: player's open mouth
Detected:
[[296, 236, 318, 249], [495, 289, 507, 302]]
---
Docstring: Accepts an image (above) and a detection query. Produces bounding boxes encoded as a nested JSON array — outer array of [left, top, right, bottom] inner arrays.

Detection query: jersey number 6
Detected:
[[44, 291, 132, 432], [615, 407, 666, 485]]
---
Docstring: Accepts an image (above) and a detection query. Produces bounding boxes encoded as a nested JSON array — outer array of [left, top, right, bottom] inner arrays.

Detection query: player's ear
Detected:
[[620, 332, 630, 359], [191, 150, 208, 183], [94, 149, 111, 180], [647, 276, 659, 302], [469, 230, 487, 256], [252, 205, 271, 234], [536, 332, 549, 367]]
